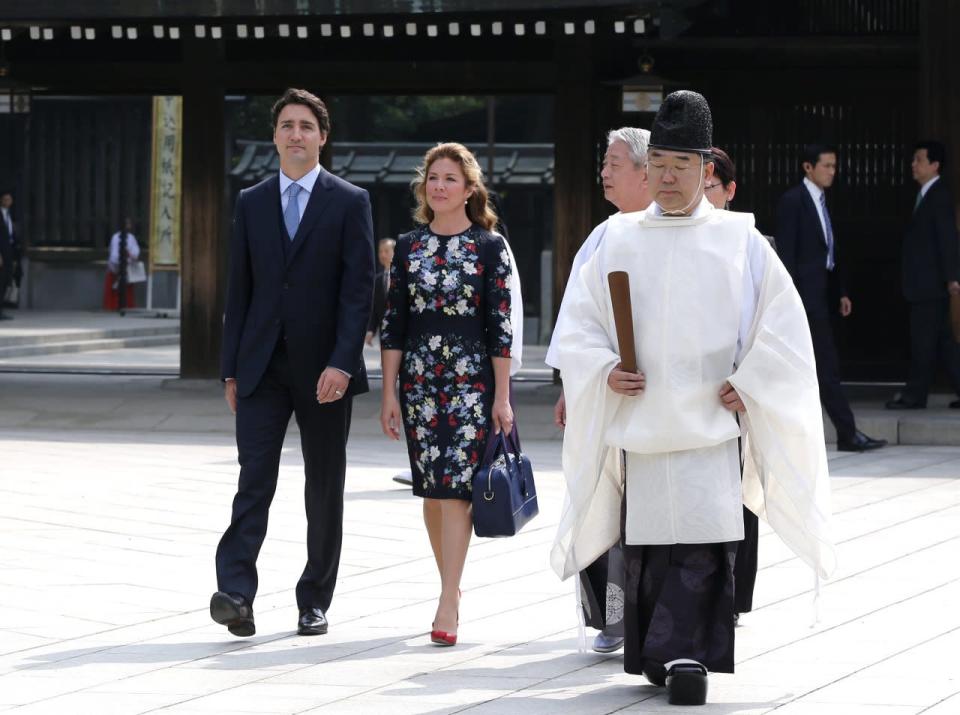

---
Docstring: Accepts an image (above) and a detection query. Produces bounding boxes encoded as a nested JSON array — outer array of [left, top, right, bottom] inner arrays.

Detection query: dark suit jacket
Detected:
[[221, 168, 375, 399], [0, 220, 13, 269], [901, 178, 960, 302], [775, 183, 847, 313], [367, 268, 388, 334], [0, 215, 16, 285]]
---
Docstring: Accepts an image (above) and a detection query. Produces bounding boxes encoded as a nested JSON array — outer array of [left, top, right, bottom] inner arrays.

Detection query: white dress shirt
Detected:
[[919, 174, 940, 200], [279, 163, 321, 218], [1, 207, 13, 240], [803, 177, 829, 243]]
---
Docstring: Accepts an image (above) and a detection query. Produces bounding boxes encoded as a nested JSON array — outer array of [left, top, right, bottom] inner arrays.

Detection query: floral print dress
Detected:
[[381, 224, 513, 500]]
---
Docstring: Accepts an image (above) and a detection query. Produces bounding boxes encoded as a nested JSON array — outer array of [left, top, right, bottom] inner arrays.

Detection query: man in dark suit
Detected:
[[776, 144, 885, 452], [0, 191, 19, 319], [886, 140, 960, 409], [211, 88, 375, 637], [364, 237, 395, 345]]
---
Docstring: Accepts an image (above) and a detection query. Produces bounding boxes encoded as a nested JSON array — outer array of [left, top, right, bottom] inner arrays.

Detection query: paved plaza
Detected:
[[1, 374, 959, 713]]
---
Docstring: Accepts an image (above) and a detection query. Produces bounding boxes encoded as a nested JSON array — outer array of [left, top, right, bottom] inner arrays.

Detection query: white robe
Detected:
[[550, 199, 836, 583]]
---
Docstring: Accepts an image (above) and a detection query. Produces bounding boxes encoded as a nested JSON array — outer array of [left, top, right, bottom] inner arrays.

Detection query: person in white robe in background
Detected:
[[546, 126, 651, 655]]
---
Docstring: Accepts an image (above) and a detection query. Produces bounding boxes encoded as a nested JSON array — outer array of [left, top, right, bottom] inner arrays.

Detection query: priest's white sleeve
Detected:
[[727, 236, 837, 580], [549, 248, 624, 580]]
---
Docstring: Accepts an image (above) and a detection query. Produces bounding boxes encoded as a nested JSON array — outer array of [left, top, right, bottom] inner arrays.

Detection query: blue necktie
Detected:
[[284, 183, 302, 240], [819, 192, 835, 271]]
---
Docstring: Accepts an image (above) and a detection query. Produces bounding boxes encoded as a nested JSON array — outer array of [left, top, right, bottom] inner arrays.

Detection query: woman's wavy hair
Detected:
[[411, 142, 498, 231]]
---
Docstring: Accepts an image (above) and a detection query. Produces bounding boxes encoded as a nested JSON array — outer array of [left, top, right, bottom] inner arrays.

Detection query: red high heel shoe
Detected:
[[430, 628, 457, 646], [430, 592, 460, 646]]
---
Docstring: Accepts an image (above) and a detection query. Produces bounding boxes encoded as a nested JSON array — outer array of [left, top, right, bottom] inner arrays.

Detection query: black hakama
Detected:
[[621, 538, 737, 675]]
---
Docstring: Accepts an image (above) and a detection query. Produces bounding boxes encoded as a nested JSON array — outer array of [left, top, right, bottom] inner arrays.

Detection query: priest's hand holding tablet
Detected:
[[719, 381, 745, 413], [607, 363, 646, 396]]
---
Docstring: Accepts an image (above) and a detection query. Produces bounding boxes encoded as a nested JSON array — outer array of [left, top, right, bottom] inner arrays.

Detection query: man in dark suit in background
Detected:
[[0, 191, 18, 320], [211, 88, 375, 637], [886, 141, 960, 409], [365, 237, 395, 345], [776, 144, 886, 452]]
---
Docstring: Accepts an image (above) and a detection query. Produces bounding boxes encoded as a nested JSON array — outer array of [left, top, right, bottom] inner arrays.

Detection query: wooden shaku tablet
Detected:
[[607, 271, 638, 374]]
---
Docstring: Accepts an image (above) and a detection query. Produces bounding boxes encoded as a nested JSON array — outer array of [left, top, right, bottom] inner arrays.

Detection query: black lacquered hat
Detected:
[[649, 90, 713, 154]]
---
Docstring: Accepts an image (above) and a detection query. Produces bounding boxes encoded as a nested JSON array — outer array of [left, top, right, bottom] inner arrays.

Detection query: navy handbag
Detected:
[[471, 427, 538, 538]]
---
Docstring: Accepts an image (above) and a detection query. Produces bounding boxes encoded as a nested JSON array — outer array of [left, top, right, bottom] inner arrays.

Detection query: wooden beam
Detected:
[[919, 0, 960, 217], [552, 37, 598, 329], [179, 40, 227, 378], [13, 60, 557, 95]]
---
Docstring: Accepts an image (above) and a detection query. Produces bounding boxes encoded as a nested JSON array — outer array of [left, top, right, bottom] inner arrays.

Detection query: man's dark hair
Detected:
[[709, 147, 736, 187], [915, 140, 946, 170], [271, 88, 330, 134], [801, 143, 837, 169]]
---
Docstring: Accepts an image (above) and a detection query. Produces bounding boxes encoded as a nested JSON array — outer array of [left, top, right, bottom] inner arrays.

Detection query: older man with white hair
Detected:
[[546, 126, 651, 654]]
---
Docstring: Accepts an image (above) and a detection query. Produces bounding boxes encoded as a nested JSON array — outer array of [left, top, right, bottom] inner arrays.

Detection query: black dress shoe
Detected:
[[885, 397, 925, 410], [297, 607, 328, 635], [837, 431, 887, 452], [210, 591, 255, 637], [665, 659, 708, 705], [950, 400, 960, 409]]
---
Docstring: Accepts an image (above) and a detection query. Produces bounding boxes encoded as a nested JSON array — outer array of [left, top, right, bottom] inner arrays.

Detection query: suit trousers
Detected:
[[903, 297, 960, 404], [215, 339, 352, 611], [807, 310, 857, 442], [0, 252, 11, 316]]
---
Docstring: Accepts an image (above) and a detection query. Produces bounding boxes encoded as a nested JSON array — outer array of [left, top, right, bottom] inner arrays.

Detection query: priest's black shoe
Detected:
[[641, 659, 667, 687], [209, 591, 255, 637], [665, 659, 708, 706], [297, 607, 328, 636], [950, 399, 960, 409], [837, 431, 887, 452], [885, 396, 924, 410]]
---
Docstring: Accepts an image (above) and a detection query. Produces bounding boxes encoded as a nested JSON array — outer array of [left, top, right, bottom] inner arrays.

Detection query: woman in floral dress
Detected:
[[380, 143, 514, 646]]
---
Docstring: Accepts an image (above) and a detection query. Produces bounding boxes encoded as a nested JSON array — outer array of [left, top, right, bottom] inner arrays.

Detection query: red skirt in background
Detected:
[[103, 271, 136, 311]]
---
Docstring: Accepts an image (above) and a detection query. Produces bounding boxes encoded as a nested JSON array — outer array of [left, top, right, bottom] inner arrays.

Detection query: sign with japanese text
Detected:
[[148, 96, 182, 270]]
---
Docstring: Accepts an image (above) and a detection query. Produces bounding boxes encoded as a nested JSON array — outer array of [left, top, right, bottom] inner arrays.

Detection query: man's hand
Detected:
[[607, 363, 646, 396], [719, 381, 745, 413], [224, 379, 238, 415], [948, 281, 960, 296], [364, 331, 374, 346], [554, 391, 567, 428], [316, 368, 349, 404], [839, 296, 852, 317]]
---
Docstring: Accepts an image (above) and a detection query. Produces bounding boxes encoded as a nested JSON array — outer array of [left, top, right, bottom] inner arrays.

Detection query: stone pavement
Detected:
[[1, 375, 960, 714]]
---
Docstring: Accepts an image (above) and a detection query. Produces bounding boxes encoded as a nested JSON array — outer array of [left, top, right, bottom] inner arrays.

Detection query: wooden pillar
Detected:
[[180, 40, 226, 378], [552, 37, 598, 322], [919, 0, 960, 218]]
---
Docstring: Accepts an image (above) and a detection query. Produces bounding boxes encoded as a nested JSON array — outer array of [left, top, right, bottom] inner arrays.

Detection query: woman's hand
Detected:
[[380, 392, 402, 440], [607, 363, 646, 396], [492, 399, 514, 436]]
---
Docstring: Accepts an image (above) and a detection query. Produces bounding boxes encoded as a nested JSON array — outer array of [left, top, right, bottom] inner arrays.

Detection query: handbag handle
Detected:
[[481, 423, 521, 465]]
